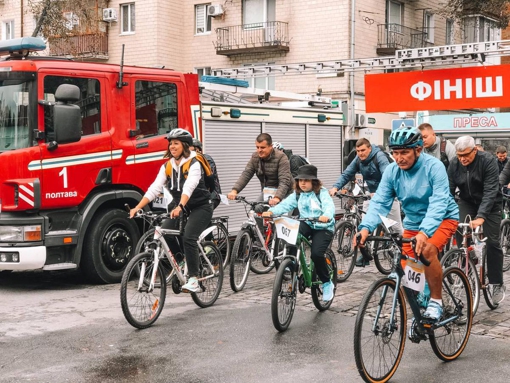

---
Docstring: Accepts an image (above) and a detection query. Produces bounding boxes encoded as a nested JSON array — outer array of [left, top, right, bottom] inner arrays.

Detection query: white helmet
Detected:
[[272, 142, 284, 150]]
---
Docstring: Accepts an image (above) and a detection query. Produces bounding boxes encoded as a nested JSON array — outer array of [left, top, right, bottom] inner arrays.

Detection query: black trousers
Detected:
[[457, 200, 504, 285], [163, 202, 213, 277], [289, 222, 333, 284]]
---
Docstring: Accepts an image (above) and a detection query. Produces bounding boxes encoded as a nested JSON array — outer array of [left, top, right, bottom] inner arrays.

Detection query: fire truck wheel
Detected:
[[82, 208, 140, 284]]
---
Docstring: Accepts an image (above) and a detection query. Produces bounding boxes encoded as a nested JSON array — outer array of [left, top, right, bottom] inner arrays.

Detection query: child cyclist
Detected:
[[262, 164, 336, 301]]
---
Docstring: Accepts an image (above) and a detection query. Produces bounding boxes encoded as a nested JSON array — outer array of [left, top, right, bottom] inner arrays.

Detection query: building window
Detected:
[[424, 12, 434, 43], [463, 15, 500, 43], [121, 3, 135, 34], [387, 1, 403, 25], [194, 67, 211, 81], [446, 19, 454, 45], [195, 4, 212, 34], [243, 0, 275, 27], [2, 20, 14, 40]]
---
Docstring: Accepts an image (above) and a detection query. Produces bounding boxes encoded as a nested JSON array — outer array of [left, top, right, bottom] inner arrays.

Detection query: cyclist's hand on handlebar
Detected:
[[227, 190, 238, 200], [262, 211, 273, 217], [268, 197, 280, 206], [353, 229, 369, 248], [129, 207, 139, 219], [328, 187, 338, 196], [170, 205, 182, 218], [413, 232, 428, 255], [318, 215, 330, 223], [470, 218, 485, 230]]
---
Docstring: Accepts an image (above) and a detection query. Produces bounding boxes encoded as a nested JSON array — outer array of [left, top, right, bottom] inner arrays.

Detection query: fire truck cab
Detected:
[[0, 38, 200, 283]]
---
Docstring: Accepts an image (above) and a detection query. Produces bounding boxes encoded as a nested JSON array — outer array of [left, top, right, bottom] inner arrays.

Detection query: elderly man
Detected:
[[418, 123, 456, 169], [448, 136, 506, 305]]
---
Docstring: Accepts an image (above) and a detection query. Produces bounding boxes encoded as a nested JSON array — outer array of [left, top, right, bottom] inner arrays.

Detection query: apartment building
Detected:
[[0, 1, 503, 118]]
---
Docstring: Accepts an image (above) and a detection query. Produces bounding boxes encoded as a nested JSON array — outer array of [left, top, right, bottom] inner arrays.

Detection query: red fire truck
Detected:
[[0, 37, 200, 283]]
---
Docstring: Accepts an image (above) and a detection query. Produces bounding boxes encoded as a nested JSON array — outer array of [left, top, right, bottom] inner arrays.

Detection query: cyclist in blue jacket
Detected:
[[263, 164, 336, 301], [355, 127, 459, 322]]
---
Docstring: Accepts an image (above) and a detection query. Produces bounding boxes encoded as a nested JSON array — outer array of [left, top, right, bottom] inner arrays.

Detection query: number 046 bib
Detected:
[[402, 259, 426, 292]]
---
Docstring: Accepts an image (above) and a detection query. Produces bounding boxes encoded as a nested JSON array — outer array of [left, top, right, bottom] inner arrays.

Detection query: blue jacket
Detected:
[[333, 144, 389, 193], [359, 153, 458, 237], [269, 187, 336, 232]]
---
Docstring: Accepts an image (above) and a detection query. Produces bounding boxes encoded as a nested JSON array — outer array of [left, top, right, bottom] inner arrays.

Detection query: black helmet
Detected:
[[192, 138, 203, 150], [166, 128, 193, 146]]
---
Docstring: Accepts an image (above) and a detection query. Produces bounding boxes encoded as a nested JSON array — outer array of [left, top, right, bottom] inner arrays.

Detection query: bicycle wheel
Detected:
[[191, 241, 224, 308], [271, 258, 297, 332], [429, 266, 473, 361], [120, 251, 167, 329], [372, 227, 393, 275], [332, 220, 356, 283], [212, 222, 231, 269], [250, 225, 277, 274], [311, 249, 338, 311], [440, 249, 480, 315], [481, 249, 499, 309], [354, 278, 407, 383], [500, 219, 510, 272], [229, 228, 252, 292]]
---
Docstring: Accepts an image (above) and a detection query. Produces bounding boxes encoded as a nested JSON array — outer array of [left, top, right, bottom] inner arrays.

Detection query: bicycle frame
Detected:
[[143, 224, 218, 292], [278, 233, 316, 289]]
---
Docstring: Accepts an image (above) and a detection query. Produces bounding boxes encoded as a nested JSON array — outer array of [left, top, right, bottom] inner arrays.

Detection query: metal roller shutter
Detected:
[[265, 123, 306, 157], [308, 124, 344, 212], [203, 120, 262, 235]]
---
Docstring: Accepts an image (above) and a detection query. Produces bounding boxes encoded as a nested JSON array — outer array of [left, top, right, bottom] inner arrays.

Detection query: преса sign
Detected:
[[365, 65, 510, 113]]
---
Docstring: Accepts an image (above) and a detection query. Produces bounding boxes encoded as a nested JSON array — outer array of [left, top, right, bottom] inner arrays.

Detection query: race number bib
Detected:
[[274, 217, 300, 245], [263, 187, 277, 201], [402, 259, 426, 292], [153, 189, 173, 211]]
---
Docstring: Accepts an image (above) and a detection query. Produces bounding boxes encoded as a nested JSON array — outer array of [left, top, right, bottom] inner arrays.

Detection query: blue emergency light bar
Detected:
[[0, 37, 46, 56]]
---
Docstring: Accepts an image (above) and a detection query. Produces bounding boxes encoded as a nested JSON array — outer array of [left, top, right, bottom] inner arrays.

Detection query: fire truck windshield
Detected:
[[0, 73, 33, 152]]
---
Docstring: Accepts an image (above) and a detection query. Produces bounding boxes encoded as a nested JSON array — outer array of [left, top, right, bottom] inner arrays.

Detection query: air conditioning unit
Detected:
[[208, 4, 224, 17], [103, 8, 118, 22], [356, 113, 367, 128]]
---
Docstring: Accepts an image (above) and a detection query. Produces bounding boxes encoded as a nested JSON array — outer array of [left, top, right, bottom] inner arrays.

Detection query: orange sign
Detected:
[[365, 65, 510, 113]]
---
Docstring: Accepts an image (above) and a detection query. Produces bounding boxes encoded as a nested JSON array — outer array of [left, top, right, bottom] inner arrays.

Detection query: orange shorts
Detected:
[[401, 219, 458, 258]]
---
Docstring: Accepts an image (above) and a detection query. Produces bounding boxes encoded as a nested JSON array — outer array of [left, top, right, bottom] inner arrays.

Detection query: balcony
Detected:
[[215, 21, 290, 56], [376, 24, 434, 56], [48, 33, 108, 60]]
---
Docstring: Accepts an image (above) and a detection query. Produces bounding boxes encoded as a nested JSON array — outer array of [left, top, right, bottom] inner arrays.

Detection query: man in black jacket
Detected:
[[448, 135, 506, 304]]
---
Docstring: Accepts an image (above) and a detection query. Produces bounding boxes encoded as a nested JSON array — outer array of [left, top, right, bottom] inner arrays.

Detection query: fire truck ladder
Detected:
[[210, 40, 510, 79]]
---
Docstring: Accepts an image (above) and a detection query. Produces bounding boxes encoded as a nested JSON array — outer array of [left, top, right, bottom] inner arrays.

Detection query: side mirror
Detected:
[[52, 84, 82, 147]]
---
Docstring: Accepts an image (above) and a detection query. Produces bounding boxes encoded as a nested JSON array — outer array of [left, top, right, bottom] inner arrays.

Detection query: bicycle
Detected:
[[441, 220, 498, 314], [271, 216, 338, 332], [135, 214, 231, 270], [353, 230, 473, 383], [229, 196, 282, 292], [499, 189, 510, 272], [120, 208, 224, 329], [333, 193, 394, 280]]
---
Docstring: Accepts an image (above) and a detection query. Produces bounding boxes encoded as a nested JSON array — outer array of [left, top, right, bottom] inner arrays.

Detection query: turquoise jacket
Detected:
[[269, 187, 336, 232], [359, 153, 458, 237]]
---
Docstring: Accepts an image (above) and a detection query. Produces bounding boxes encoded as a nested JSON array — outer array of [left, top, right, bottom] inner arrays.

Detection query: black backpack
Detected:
[[439, 137, 450, 169], [289, 154, 310, 177]]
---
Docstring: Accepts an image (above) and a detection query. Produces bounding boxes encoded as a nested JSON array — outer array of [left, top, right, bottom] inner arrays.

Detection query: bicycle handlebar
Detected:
[[124, 204, 185, 234], [334, 192, 371, 201]]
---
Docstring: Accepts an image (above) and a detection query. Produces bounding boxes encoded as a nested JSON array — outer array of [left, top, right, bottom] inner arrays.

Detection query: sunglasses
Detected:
[[456, 147, 476, 159]]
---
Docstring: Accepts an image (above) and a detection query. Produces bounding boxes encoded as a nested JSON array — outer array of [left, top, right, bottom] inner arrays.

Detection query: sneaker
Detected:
[[492, 284, 506, 304], [322, 281, 334, 302], [355, 254, 370, 267], [181, 277, 201, 293], [423, 301, 443, 322]]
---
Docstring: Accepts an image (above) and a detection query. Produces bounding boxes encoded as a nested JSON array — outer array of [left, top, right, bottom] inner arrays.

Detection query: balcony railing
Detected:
[[48, 33, 108, 60], [215, 21, 290, 56], [376, 24, 433, 55]]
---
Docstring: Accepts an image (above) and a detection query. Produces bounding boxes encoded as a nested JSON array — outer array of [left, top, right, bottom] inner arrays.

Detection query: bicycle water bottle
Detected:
[[416, 281, 430, 309]]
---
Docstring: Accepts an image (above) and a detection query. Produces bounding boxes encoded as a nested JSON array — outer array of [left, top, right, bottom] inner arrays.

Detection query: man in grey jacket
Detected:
[[418, 123, 456, 169], [227, 133, 292, 206]]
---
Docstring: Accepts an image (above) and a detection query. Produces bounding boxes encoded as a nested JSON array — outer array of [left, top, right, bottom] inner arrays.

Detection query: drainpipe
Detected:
[[349, 0, 356, 138], [21, 0, 24, 36]]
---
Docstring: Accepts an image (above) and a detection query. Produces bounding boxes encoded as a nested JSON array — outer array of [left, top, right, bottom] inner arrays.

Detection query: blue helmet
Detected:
[[388, 127, 423, 149]]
